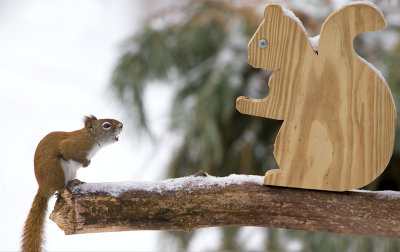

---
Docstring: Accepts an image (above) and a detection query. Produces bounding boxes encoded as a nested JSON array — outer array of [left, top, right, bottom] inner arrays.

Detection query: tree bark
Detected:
[[50, 173, 400, 238]]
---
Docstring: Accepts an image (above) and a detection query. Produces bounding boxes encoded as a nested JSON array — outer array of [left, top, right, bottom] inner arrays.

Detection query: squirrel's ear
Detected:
[[264, 4, 283, 18], [84, 115, 97, 129]]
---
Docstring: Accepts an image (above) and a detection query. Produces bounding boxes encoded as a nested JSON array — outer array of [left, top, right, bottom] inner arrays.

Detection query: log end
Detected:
[[50, 189, 76, 235]]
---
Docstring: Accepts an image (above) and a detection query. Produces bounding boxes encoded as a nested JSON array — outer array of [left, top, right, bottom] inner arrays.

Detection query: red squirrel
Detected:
[[22, 116, 123, 252]]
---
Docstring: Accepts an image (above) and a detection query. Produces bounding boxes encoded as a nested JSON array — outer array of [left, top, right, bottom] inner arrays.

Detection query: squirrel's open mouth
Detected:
[[114, 126, 122, 142]]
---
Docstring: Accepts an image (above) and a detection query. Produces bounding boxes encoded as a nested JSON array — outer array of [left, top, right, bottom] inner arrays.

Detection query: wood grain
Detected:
[[50, 175, 400, 238], [236, 3, 396, 191]]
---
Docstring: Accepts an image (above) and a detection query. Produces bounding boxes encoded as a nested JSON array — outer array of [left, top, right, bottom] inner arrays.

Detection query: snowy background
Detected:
[[1, 0, 398, 251]]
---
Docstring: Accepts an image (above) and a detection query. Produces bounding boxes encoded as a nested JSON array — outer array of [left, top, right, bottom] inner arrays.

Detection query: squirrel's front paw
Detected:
[[82, 159, 91, 168], [67, 179, 86, 188]]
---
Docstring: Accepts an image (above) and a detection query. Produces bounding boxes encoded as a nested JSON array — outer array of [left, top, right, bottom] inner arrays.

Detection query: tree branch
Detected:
[[50, 173, 400, 238]]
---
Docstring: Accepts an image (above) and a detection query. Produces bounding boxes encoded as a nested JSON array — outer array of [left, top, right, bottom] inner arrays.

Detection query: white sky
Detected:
[[0, 0, 177, 251]]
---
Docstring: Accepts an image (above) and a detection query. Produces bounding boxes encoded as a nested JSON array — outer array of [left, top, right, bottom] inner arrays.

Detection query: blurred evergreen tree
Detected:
[[111, 0, 400, 250]]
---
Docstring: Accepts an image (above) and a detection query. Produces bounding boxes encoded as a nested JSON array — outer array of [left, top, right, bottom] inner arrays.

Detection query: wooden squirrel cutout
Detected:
[[236, 2, 396, 191]]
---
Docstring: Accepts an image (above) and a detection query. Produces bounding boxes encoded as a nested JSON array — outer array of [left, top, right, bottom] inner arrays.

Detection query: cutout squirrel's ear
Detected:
[[84, 115, 97, 129], [264, 4, 283, 18]]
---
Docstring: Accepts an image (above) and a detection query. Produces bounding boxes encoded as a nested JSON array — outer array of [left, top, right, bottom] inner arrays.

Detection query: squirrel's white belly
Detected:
[[60, 159, 82, 183]]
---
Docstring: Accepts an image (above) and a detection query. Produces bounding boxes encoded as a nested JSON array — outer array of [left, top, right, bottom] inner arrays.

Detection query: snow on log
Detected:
[[50, 172, 400, 238]]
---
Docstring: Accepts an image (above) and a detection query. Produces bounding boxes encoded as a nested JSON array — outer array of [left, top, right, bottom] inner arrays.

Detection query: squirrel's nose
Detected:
[[117, 123, 123, 129]]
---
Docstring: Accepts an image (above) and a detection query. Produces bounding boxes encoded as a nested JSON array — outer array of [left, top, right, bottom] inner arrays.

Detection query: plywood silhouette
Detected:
[[236, 2, 396, 191]]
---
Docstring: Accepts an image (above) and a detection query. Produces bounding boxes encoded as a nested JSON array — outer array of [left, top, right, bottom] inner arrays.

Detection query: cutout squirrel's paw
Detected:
[[264, 169, 283, 186]]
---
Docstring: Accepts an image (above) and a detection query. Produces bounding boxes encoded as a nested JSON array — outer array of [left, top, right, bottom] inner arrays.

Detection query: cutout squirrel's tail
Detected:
[[318, 2, 386, 54], [21, 188, 51, 252]]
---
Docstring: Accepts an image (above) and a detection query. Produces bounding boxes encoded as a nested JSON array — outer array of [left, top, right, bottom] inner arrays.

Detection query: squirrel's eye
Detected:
[[258, 39, 268, 48], [102, 122, 111, 130]]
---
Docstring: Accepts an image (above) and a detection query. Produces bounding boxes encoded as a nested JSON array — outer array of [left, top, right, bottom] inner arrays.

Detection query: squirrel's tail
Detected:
[[318, 3, 386, 54], [21, 188, 51, 252]]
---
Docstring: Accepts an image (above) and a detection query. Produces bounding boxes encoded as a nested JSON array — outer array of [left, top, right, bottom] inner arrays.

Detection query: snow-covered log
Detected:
[[50, 172, 400, 238]]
